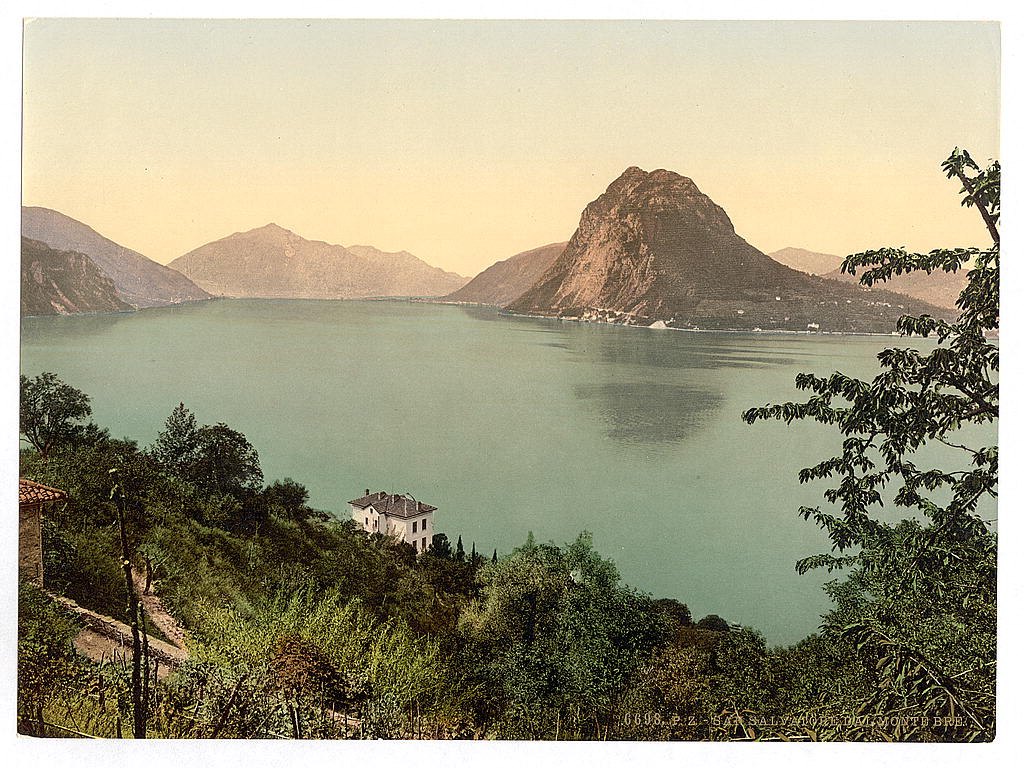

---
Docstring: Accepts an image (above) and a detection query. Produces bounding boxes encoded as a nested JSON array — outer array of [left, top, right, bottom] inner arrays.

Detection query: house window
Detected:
[[365, 517, 368, 526], [412, 521, 417, 533], [422, 537, 427, 551]]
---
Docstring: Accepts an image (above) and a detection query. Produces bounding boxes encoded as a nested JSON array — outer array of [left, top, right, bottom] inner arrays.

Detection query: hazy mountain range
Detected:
[[819, 262, 967, 311], [505, 168, 948, 333], [22, 207, 211, 310], [22, 169, 965, 326], [766, 247, 843, 275], [768, 245, 967, 310], [443, 242, 567, 306], [21, 209, 469, 316], [169, 224, 468, 299]]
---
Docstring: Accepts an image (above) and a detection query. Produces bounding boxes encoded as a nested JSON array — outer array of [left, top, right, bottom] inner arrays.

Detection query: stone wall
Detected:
[[18, 502, 43, 586]]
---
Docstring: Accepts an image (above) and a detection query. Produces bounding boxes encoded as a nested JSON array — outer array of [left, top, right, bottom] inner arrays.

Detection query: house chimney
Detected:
[[365, 488, 370, 496]]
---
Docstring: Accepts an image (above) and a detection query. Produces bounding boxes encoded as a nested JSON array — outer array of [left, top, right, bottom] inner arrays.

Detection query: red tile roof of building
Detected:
[[19, 478, 67, 505], [348, 491, 436, 518]]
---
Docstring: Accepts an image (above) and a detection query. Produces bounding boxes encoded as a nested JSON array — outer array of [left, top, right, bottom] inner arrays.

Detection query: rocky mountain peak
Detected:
[[169, 225, 468, 299], [507, 166, 948, 332], [605, 166, 699, 195], [238, 223, 297, 240], [590, 166, 735, 236]]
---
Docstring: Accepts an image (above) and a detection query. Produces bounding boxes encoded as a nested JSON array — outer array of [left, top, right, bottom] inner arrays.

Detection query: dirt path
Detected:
[[53, 592, 366, 734], [71, 627, 181, 680], [51, 593, 188, 677], [131, 567, 189, 651]]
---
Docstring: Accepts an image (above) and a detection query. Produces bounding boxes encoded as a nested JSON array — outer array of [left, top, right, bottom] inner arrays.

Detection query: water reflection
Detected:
[[573, 381, 724, 446], [21, 310, 132, 344], [704, 353, 800, 368], [478, 308, 806, 370], [543, 323, 724, 449]]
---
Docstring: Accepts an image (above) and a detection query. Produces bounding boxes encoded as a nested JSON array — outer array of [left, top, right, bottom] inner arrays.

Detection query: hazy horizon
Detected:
[[23, 20, 1000, 275]]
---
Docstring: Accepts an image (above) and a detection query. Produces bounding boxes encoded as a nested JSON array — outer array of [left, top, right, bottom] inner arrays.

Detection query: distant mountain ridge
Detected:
[[21, 236, 134, 316], [821, 262, 967, 311], [21, 206, 210, 308], [507, 167, 949, 333], [169, 224, 468, 299], [443, 242, 567, 306], [344, 244, 470, 297], [767, 247, 844, 275], [769, 246, 966, 310]]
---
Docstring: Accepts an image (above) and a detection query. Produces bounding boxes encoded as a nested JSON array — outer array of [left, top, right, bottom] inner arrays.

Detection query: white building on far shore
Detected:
[[348, 489, 436, 553]]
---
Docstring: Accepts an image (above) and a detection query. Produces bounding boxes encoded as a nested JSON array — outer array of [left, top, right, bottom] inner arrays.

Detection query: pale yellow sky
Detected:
[[22, 20, 999, 275]]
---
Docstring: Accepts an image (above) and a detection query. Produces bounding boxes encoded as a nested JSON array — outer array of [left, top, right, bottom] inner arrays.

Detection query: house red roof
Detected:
[[348, 491, 436, 519], [19, 478, 67, 505]]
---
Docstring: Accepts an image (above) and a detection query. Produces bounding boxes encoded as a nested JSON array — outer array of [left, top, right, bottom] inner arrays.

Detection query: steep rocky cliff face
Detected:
[[22, 207, 210, 308], [21, 237, 133, 316], [507, 168, 948, 333], [443, 242, 567, 306], [767, 247, 843, 275], [170, 224, 467, 299]]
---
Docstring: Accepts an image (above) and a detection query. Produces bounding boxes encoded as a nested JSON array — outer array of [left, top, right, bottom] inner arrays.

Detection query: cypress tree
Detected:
[[455, 535, 465, 562], [151, 402, 199, 477]]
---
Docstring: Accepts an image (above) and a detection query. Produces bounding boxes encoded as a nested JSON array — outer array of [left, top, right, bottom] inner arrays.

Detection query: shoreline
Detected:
[[23, 295, 948, 340], [492, 308, 913, 339]]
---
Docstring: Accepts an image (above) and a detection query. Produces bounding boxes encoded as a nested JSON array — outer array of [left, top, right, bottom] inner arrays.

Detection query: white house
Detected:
[[348, 489, 436, 553]]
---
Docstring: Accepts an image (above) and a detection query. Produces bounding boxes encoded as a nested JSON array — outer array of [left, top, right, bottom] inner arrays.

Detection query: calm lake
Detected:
[[21, 299, 979, 645]]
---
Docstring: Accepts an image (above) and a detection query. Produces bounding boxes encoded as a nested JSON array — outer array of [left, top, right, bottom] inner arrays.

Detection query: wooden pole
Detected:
[[110, 471, 145, 738]]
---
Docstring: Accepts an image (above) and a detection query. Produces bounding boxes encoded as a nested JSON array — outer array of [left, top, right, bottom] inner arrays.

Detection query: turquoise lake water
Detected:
[[21, 299, 988, 645]]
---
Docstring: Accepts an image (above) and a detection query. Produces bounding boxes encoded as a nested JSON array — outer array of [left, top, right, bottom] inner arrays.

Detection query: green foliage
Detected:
[[18, 582, 82, 717], [21, 433, 165, 532], [814, 520, 996, 741], [45, 523, 128, 619], [769, 633, 871, 717], [430, 532, 454, 558], [695, 614, 730, 632], [263, 478, 329, 523], [743, 149, 997, 568], [188, 589, 464, 737], [20, 371, 95, 458], [191, 423, 264, 497], [459, 532, 667, 738], [616, 626, 779, 740], [416, 543, 479, 619], [148, 404, 267, 530], [652, 598, 692, 630], [151, 402, 199, 476], [742, 149, 999, 741], [26, 372, 857, 741]]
